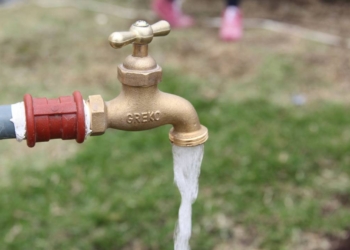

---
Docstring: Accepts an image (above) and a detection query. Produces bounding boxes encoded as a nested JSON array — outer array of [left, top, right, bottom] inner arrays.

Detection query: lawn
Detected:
[[0, 1, 350, 250]]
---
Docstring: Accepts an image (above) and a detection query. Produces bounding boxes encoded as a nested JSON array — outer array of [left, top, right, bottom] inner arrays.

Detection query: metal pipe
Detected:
[[0, 105, 16, 139]]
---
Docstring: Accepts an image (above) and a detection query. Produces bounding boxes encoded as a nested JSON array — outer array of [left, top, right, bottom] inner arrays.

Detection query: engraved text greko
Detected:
[[126, 111, 161, 124]]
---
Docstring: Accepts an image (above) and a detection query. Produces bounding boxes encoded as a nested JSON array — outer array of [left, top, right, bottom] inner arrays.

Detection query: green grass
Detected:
[[1, 3, 350, 250], [1, 71, 350, 250]]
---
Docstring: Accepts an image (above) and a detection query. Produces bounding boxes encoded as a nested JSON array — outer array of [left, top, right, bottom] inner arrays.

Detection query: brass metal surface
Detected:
[[105, 85, 208, 146], [117, 64, 162, 87], [133, 44, 149, 57], [87, 95, 107, 135], [108, 20, 170, 50], [169, 125, 208, 147], [88, 20, 208, 146], [122, 54, 157, 71], [109, 20, 170, 86]]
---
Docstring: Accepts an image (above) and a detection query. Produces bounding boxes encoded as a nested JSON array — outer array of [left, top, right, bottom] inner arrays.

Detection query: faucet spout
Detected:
[[103, 85, 208, 146]]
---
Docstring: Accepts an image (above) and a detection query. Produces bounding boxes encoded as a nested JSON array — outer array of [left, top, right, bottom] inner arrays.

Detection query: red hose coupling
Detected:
[[23, 91, 86, 147]]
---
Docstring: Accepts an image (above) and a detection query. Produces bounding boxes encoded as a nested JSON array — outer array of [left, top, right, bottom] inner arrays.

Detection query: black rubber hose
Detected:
[[0, 105, 16, 139]]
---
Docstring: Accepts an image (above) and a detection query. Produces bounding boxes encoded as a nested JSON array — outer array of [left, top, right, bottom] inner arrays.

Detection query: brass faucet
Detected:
[[87, 20, 208, 146]]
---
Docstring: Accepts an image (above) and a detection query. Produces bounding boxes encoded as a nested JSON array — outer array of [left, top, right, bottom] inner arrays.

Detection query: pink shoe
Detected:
[[220, 6, 243, 41], [152, 0, 194, 28]]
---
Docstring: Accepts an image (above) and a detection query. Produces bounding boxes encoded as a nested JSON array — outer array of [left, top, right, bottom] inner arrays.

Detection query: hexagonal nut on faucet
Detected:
[[87, 95, 107, 135], [117, 64, 163, 87]]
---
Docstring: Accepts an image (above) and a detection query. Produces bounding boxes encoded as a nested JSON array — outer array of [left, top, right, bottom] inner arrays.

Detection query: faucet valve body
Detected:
[[103, 20, 209, 146], [23, 91, 86, 147]]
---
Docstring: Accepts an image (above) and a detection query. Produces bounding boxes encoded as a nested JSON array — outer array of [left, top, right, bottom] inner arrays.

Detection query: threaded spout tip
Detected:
[[169, 125, 208, 147]]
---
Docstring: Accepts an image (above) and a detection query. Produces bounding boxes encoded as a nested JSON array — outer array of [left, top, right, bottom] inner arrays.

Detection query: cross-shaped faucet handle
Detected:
[[109, 20, 171, 49]]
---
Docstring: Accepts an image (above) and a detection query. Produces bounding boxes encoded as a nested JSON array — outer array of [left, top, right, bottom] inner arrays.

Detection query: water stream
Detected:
[[172, 144, 204, 250]]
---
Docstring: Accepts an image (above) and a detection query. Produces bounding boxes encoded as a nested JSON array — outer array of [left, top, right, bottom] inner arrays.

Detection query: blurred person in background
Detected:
[[152, 0, 242, 41]]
